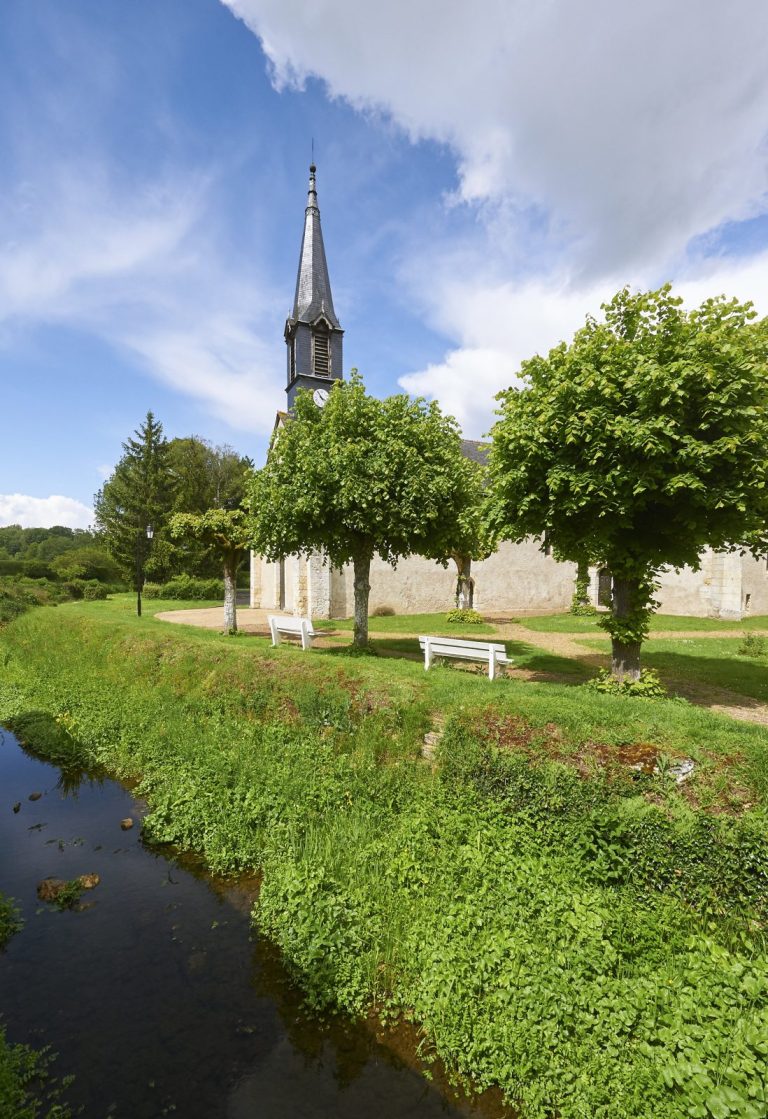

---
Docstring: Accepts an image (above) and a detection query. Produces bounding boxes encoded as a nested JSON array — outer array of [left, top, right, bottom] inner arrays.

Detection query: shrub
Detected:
[[569, 601, 598, 616], [738, 631, 766, 658], [143, 575, 223, 600], [62, 579, 108, 601], [82, 581, 108, 601], [371, 604, 395, 617], [584, 667, 668, 698], [446, 608, 484, 625], [0, 577, 75, 623], [0, 559, 58, 580]]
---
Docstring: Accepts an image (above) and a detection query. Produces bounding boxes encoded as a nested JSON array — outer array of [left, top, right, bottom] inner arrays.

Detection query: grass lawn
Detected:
[[315, 611, 498, 637], [578, 634, 768, 705], [43, 596, 768, 794], [366, 634, 591, 679], [521, 611, 768, 633]]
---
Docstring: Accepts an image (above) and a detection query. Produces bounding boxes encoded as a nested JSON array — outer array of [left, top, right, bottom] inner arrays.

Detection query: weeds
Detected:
[[738, 631, 767, 658], [0, 892, 22, 949], [1, 603, 768, 1117]]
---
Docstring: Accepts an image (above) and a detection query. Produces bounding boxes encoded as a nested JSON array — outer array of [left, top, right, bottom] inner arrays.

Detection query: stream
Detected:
[[0, 727, 506, 1118]]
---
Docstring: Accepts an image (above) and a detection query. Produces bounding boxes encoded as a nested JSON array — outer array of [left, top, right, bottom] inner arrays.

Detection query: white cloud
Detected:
[[221, 0, 768, 277], [0, 494, 94, 530], [0, 166, 284, 436], [400, 251, 768, 437]]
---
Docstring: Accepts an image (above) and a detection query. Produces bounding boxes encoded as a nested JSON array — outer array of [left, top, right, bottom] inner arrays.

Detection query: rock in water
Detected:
[[12, 802, 20, 813], [78, 874, 100, 890], [37, 878, 67, 901], [28, 792, 42, 801], [120, 818, 134, 831]]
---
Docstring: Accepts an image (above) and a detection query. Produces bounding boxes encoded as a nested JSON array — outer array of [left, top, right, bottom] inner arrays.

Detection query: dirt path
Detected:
[[154, 608, 768, 728], [501, 622, 768, 727]]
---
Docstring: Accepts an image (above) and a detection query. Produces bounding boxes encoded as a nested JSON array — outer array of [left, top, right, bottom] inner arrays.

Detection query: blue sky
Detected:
[[2, 0, 768, 528]]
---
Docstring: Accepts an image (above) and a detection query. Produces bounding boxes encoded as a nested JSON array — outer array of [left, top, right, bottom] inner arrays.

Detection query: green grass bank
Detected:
[[1, 600, 768, 1118]]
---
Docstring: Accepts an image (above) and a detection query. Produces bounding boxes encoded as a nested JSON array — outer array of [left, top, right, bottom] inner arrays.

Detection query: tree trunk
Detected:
[[223, 555, 237, 634], [610, 576, 642, 682], [574, 556, 590, 606], [453, 555, 474, 610], [352, 548, 372, 649]]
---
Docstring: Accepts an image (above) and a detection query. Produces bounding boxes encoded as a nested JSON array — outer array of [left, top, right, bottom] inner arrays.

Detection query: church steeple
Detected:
[[285, 164, 344, 409]]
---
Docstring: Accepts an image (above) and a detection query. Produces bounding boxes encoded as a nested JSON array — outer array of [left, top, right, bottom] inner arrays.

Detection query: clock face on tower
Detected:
[[313, 388, 330, 408]]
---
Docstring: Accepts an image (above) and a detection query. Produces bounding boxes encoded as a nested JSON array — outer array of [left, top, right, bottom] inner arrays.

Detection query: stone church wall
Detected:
[[327, 539, 576, 618], [740, 553, 768, 616], [251, 544, 763, 621]]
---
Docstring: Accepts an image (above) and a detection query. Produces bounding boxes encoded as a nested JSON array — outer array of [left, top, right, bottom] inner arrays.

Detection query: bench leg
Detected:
[[269, 619, 280, 647], [424, 640, 433, 671], [488, 650, 495, 681], [300, 622, 310, 651]]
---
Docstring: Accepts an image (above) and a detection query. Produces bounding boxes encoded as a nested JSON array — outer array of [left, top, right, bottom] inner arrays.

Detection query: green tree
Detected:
[[94, 412, 173, 603], [166, 437, 253, 579], [169, 510, 250, 632], [247, 374, 479, 648], [168, 437, 252, 514], [486, 285, 768, 681], [445, 466, 494, 609]]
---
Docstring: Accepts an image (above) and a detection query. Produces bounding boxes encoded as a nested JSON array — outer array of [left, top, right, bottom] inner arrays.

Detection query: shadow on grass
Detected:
[[318, 635, 594, 683], [644, 651, 768, 707]]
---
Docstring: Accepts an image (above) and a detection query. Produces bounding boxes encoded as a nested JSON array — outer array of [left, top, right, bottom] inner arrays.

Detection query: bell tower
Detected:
[[285, 164, 344, 409]]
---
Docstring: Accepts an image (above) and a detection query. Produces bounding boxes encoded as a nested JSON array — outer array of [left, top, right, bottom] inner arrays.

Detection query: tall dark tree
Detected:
[[94, 412, 174, 594]]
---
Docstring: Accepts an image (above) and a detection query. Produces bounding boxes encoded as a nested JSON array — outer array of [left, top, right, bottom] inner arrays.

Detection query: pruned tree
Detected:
[[169, 510, 250, 632], [247, 373, 479, 648], [486, 285, 768, 681]]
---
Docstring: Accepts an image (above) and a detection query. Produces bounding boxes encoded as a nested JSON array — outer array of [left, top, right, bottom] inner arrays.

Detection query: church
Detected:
[[249, 167, 768, 622]]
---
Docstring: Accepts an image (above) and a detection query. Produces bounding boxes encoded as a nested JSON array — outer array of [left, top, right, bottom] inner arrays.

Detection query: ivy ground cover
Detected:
[[1, 600, 767, 1118]]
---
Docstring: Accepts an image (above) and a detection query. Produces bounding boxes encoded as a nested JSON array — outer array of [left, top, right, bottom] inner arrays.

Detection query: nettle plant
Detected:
[[487, 285, 768, 681]]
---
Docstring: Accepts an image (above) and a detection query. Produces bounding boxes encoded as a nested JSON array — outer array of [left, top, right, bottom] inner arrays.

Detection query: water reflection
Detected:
[[0, 726, 509, 1119]]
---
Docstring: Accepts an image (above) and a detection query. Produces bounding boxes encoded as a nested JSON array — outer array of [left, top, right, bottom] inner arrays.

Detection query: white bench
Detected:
[[268, 614, 317, 651], [419, 635, 511, 680]]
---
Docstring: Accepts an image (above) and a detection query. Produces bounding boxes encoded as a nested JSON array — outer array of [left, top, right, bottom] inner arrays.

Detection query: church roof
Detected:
[[460, 438, 490, 464], [291, 165, 341, 329]]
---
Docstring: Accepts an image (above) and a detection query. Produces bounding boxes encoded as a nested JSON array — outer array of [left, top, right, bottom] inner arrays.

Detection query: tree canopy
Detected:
[[95, 422, 252, 585], [486, 285, 768, 679], [169, 509, 250, 632], [94, 412, 172, 588], [247, 373, 479, 646]]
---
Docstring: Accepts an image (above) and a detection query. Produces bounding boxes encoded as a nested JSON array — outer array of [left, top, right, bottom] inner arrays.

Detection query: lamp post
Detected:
[[136, 523, 154, 617]]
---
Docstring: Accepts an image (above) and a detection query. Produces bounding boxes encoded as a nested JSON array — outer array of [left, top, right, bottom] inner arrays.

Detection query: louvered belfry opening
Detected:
[[313, 324, 330, 376]]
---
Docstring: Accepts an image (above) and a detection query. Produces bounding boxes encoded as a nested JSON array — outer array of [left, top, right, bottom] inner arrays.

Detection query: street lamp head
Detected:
[[146, 524, 154, 540]]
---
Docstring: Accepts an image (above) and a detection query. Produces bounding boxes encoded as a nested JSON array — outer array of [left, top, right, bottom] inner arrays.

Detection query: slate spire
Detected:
[[285, 164, 344, 408], [291, 164, 340, 328]]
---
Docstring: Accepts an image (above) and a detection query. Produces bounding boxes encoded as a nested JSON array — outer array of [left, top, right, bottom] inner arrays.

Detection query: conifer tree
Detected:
[[94, 412, 173, 593]]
